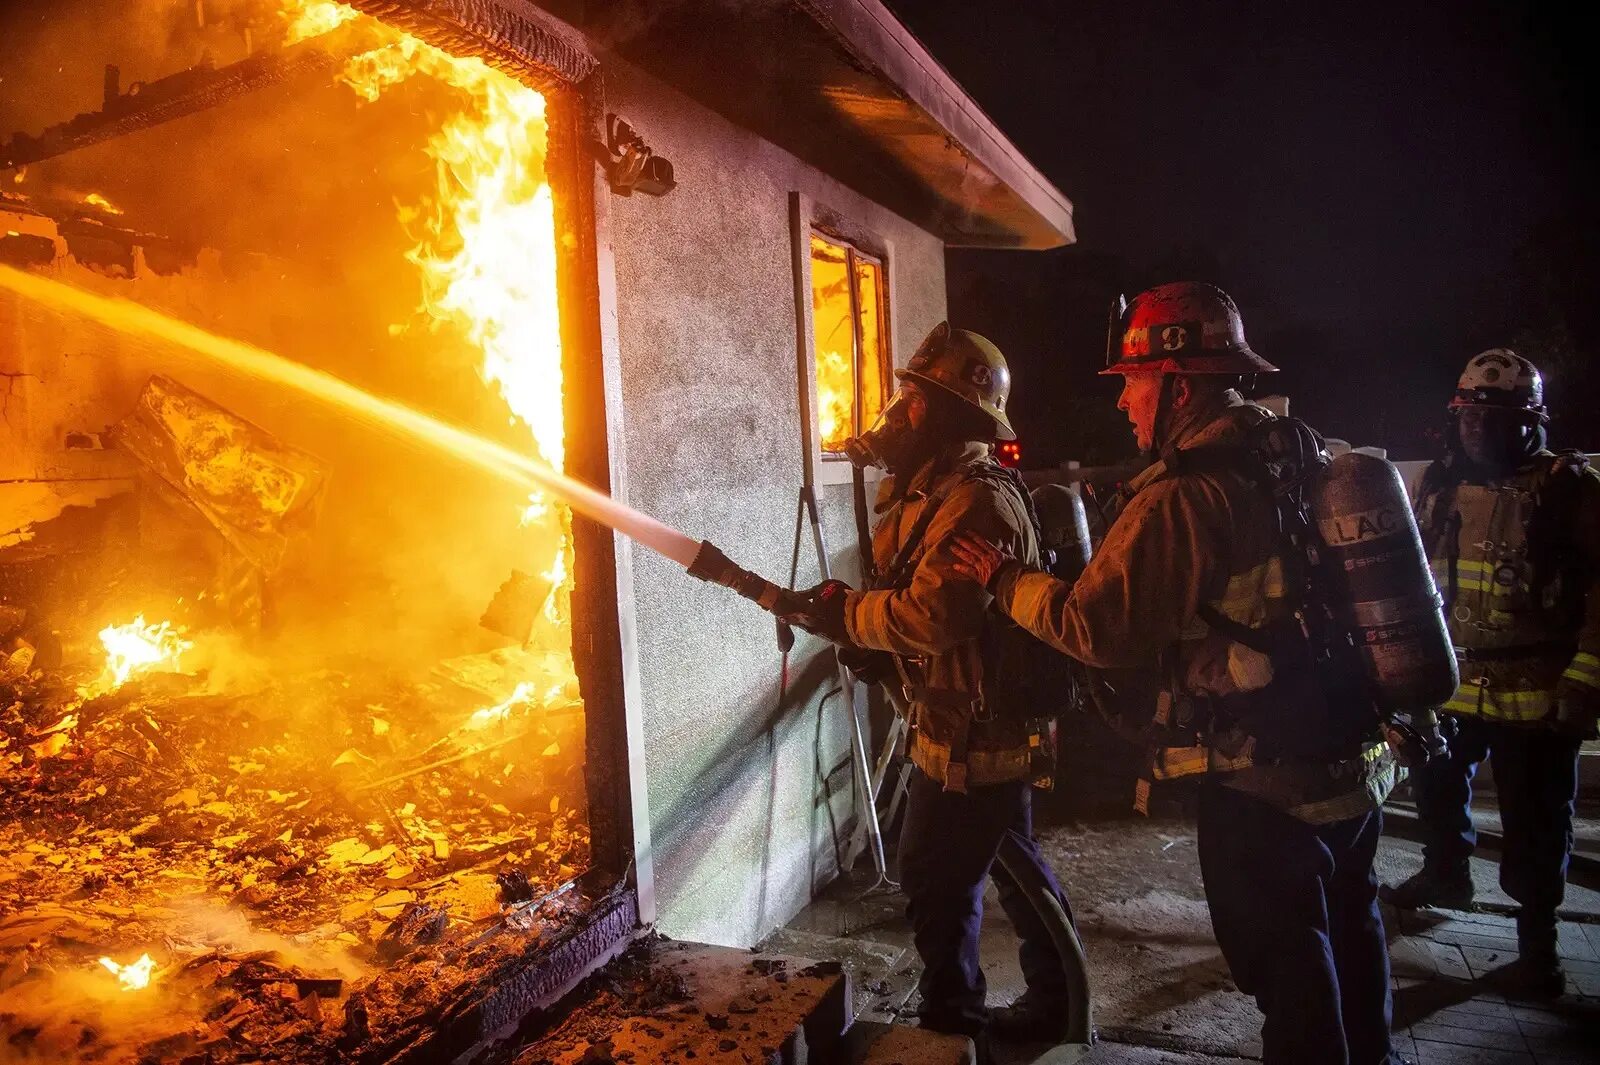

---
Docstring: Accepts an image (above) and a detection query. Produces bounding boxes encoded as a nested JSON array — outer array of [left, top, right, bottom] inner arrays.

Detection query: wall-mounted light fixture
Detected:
[[601, 115, 675, 197]]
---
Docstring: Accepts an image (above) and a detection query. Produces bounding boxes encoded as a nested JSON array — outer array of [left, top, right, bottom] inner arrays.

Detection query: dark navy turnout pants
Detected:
[[898, 768, 1072, 1035], [1198, 781, 1394, 1065], [1413, 714, 1580, 942]]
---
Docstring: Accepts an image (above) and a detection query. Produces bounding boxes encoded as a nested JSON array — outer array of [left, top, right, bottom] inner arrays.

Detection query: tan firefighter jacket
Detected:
[[844, 441, 1039, 789], [992, 395, 1396, 825], [1415, 450, 1600, 727]]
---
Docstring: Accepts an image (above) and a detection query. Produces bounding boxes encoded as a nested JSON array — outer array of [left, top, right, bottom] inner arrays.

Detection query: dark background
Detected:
[[891, 0, 1599, 465]]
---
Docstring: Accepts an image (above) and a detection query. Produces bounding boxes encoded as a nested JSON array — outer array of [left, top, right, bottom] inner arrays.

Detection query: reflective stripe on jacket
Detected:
[[993, 394, 1395, 825], [1416, 453, 1600, 725], [844, 441, 1039, 788]]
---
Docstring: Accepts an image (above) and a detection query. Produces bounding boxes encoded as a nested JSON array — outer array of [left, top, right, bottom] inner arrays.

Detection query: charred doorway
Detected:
[[0, 1, 641, 1060]]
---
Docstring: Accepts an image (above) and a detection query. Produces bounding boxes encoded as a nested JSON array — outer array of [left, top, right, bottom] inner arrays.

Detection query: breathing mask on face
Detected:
[[845, 386, 925, 473], [1455, 406, 1543, 472]]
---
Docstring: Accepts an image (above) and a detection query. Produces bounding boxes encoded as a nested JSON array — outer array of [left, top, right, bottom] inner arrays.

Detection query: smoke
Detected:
[[0, 899, 367, 1064], [166, 898, 368, 981], [0, 961, 183, 1064], [0, 0, 269, 138]]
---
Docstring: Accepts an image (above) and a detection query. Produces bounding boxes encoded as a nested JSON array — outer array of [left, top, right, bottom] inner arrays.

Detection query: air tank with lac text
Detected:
[[1310, 452, 1459, 710]]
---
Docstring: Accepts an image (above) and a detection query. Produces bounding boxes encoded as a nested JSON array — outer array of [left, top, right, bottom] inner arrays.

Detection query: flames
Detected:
[[81, 192, 123, 215], [464, 681, 535, 731], [98, 953, 156, 991], [284, 0, 358, 40], [815, 348, 854, 452], [80, 616, 193, 699], [284, 1, 576, 707]]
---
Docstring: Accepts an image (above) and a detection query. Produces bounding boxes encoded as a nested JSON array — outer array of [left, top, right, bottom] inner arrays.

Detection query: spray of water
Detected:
[[0, 264, 700, 566]]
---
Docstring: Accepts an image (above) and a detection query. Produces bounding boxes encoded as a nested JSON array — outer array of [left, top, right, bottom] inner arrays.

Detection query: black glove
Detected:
[[837, 644, 895, 685], [779, 579, 852, 645]]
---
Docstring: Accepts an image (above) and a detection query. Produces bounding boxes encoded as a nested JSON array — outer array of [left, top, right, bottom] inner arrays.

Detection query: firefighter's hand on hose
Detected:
[[950, 533, 1020, 592], [837, 644, 895, 685], [779, 579, 852, 645], [1552, 681, 1600, 740]]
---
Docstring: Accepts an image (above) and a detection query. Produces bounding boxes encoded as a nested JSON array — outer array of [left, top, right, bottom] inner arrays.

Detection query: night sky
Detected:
[[892, 0, 1599, 465]]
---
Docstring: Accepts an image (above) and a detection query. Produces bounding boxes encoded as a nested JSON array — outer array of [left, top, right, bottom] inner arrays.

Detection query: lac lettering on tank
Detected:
[[1311, 452, 1460, 710]]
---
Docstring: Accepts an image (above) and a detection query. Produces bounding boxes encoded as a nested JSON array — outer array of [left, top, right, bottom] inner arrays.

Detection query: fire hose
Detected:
[[686, 539, 1094, 1052], [0, 265, 1092, 1045]]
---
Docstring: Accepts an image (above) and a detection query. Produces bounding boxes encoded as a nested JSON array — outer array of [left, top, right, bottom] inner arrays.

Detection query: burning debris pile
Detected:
[[0, 597, 591, 1061]]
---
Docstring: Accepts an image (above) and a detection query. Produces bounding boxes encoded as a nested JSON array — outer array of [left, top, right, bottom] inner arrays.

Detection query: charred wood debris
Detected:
[[0, 385, 592, 1062]]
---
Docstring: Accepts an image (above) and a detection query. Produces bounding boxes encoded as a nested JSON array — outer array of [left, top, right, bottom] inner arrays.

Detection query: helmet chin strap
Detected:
[[1148, 373, 1180, 462], [1448, 409, 1546, 475]]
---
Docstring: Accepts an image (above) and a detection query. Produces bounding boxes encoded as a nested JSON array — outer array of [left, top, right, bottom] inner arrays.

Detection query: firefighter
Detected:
[[1381, 349, 1600, 995], [780, 322, 1075, 1050], [949, 283, 1403, 1065]]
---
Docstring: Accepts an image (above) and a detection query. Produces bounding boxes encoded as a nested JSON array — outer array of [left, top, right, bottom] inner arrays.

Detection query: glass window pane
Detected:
[[810, 234, 855, 454], [853, 256, 887, 433]]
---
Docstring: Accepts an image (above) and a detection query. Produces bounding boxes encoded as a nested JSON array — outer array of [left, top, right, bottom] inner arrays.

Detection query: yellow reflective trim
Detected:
[[1444, 681, 1554, 721], [1435, 559, 1494, 576], [1562, 652, 1600, 689], [1152, 747, 1209, 780], [1210, 557, 1287, 626], [1562, 668, 1600, 690], [1151, 744, 1254, 781]]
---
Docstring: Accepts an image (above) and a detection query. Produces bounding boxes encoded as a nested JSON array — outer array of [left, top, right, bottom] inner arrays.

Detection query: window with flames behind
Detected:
[[809, 233, 888, 456]]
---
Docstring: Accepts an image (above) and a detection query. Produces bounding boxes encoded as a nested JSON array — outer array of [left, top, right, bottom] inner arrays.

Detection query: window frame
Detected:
[[790, 193, 896, 488]]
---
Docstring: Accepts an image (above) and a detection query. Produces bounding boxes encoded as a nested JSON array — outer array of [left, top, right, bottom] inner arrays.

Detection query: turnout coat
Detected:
[[844, 441, 1039, 788]]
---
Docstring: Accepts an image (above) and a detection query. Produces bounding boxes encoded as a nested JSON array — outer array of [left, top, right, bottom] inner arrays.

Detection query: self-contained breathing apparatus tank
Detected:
[[1031, 483, 1093, 584], [1309, 452, 1461, 711]]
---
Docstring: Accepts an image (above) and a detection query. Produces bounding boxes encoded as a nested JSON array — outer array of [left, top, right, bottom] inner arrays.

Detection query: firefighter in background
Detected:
[[780, 322, 1074, 1050], [951, 283, 1403, 1065], [1382, 349, 1600, 994]]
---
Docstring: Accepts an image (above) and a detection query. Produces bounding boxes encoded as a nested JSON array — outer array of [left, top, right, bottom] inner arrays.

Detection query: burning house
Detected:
[[0, 0, 1071, 1059]]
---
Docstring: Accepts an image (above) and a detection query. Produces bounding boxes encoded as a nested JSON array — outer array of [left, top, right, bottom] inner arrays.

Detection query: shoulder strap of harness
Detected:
[[1417, 459, 1463, 613], [878, 458, 1035, 589]]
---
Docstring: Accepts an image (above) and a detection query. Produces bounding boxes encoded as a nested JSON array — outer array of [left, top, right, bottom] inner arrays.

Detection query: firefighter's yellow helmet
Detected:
[[897, 322, 1016, 441]]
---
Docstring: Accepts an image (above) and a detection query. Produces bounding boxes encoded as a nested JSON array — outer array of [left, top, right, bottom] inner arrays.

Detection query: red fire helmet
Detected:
[[1101, 282, 1279, 376]]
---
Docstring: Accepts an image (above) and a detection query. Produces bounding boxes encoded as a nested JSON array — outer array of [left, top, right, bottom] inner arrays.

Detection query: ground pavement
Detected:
[[761, 793, 1600, 1065]]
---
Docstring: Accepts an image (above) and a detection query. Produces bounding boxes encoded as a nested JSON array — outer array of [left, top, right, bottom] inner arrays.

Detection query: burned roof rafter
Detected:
[[0, 29, 372, 172], [0, 1, 600, 174]]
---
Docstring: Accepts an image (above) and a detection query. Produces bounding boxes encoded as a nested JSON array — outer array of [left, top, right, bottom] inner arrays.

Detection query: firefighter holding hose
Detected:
[[1382, 350, 1600, 996], [950, 283, 1405, 1065], [780, 322, 1076, 1051]]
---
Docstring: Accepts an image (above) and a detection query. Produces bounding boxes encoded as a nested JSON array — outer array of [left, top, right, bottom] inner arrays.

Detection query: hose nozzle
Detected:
[[687, 541, 805, 616]]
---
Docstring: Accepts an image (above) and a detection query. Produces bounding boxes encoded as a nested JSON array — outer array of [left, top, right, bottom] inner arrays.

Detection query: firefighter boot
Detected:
[[988, 989, 1070, 1043], [1380, 863, 1474, 910], [1491, 913, 1565, 999]]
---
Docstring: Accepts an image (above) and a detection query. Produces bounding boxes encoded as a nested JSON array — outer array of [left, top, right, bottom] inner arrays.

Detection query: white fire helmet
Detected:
[[1449, 348, 1547, 421]]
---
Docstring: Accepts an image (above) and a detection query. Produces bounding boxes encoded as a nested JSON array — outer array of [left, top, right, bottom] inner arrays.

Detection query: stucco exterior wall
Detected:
[[601, 56, 948, 946]]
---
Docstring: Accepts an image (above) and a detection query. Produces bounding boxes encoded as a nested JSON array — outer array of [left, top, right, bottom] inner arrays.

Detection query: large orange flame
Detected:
[[285, 1, 575, 697]]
